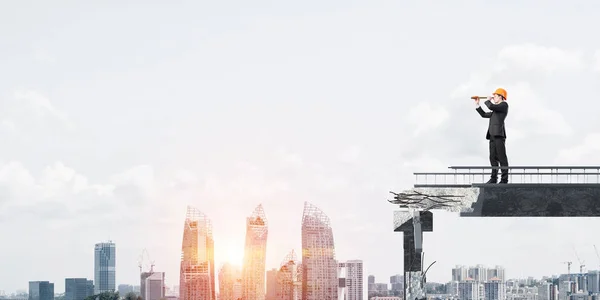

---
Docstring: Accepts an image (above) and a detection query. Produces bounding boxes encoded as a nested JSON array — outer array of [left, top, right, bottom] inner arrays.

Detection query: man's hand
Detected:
[[471, 95, 480, 106]]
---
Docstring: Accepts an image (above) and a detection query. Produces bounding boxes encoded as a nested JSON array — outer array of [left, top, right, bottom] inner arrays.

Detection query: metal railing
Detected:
[[413, 166, 600, 187]]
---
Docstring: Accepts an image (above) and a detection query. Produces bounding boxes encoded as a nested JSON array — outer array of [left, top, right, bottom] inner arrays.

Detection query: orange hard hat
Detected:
[[493, 88, 507, 99]]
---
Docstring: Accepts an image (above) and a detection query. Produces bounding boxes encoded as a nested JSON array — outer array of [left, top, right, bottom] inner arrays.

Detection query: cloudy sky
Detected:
[[2, 0, 600, 296]]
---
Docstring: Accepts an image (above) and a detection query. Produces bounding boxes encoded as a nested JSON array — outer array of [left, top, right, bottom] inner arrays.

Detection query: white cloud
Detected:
[[205, 164, 291, 199], [0, 161, 161, 220], [109, 165, 157, 203], [167, 169, 199, 188], [556, 132, 600, 164], [111, 165, 155, 189], [452, 43, 586, 100], [451, 71, 494, 99], [402, 154, 447, 173], [0, 162, 37, 204], [407, 102, 450, 136], [505, 82, 573, 137], [39, 162, 113, 198], [13, 90, 70, 125], [0, 90, 74, 132], [496, 44, 584, 73], [159, 161, 298, 215]]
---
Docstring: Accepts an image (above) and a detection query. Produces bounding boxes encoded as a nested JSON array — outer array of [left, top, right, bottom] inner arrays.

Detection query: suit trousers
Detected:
[[489, 137, 509, 181]]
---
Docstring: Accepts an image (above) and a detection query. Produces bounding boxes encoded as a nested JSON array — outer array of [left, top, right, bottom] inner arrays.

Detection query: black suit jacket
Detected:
[[476, 100, 508, 140]]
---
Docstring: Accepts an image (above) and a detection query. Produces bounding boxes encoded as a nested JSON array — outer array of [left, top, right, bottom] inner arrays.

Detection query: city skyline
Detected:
[[5, 205, 600, 294], [14, 266, 600, 300], [3, 1, 600, 298], [9, 202, 360, 299], [14, 263, 600, 298]]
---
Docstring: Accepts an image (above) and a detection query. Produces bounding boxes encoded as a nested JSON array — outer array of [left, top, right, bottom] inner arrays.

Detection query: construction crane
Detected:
[[594, 245, 600, 269], [574, 248, 585, 273], [138, 248, 155, 274], [562, 261, 572, 275]]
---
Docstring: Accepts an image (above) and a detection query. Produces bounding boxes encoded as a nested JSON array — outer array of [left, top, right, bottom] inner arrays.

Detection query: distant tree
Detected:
[[124, 292, 138, 300], [85, 291, 119, 300], [105, 291, 119, 300], [368, 291, 388, 298]]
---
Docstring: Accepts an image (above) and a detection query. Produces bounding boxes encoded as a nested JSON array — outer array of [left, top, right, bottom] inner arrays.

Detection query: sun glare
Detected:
[[224, 247, 244, 266]]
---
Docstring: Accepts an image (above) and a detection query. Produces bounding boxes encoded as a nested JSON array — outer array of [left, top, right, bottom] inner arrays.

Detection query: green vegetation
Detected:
[[84, 291, 120, 300]]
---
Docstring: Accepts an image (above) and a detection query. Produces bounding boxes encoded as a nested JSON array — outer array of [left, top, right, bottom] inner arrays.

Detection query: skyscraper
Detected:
[[143, 272, 165, 300], [538, 281, 558, 300], [484, 278, 505, 300], [367, 275, 375, 297], [276, 250, 302, 300], [458, 279, 479, 300], [94, 241, 116, 294], [265, 269, 278, 300], [218, 263, 242, 300], [487, 266, 506, 282], [468, 265, 488, 282], [452, 266, 469, 282], [141, 272, 152, 300], [179, 206, 215, 300], [587, 271, 600, 294], [338, 260, 363, 300], [242, 204, 268, 300], [390, 275, 403, 297], [301, 202, 337, 300], [28, 281, 54, 300]]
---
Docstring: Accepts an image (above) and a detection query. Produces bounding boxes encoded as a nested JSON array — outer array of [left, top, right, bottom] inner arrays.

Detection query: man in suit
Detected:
[[473, 88, 509, 184]]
